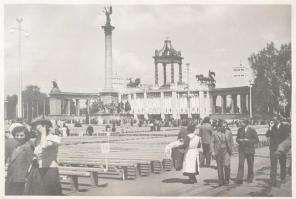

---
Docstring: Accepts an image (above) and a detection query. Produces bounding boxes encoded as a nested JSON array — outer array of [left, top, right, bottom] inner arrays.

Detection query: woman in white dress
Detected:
[[175, 123, 201, 184]]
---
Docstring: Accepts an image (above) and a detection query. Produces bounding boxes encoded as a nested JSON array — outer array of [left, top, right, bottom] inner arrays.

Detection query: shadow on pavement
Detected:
[[203, 179, 219, 184], [255, 166, 270, 175], [162, 178, 188, 184]]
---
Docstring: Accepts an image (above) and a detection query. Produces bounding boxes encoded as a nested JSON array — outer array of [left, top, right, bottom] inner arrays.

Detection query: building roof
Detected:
[[153, 39, 183, 63]]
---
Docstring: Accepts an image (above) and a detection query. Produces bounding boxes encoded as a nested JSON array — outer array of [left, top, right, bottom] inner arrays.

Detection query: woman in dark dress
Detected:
[[5, 123, 34, 195]]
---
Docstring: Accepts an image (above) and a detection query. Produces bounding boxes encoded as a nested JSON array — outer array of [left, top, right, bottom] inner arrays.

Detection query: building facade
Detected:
[[48, 39, 251, 121]]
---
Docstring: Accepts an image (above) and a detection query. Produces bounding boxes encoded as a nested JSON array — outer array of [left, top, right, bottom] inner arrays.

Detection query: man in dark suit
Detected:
[[267, 118, 290, 185], [199, 117, 213, 167], [236, 120, 259, 184], [275, 134, 291, 177]]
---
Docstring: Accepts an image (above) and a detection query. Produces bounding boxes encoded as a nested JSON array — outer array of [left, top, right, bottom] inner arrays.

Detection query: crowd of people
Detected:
[[4, 115, 291, 195], [166, 116, 291, 186]]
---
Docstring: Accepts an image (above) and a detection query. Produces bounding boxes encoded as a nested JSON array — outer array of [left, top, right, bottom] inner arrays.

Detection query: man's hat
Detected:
[[30, 119, 52, 128]]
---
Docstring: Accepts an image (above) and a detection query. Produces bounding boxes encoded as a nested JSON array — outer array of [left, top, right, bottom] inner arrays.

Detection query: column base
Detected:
[[100, 91, 119, 104]]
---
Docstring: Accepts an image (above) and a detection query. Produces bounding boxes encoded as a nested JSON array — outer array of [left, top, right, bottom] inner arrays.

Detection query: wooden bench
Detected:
[[59, 166, 108, 192]]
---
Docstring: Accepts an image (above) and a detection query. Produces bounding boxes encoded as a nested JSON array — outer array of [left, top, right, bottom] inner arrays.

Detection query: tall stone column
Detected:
[[160, 92, 165, 120], [87, 99, 90, 115], [102, 16, 115, 91], [171, 63, 174, 84], [230, 95, 235, 113], [245, 94, 249, 113], [172, 91, 177, 119], [239, 94, 243, 114], [155, 62, 158, 85], [143, 91, 148, 119], [67, 99, 71, 116], [163, 63, 167, 85], [76, 99, 80, 116], [133, 93, 137, 119], [221, 95, 226, 114], [212, 95, 217, 114], [178, 63, 182, 84], [242, 94, 246, 113], [233, 95, 237, 113]]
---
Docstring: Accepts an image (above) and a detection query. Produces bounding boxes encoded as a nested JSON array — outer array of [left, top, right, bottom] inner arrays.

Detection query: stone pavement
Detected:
[[64, 147, 291, 196]]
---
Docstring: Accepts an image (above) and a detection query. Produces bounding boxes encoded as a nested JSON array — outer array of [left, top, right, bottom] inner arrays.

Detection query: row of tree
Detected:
[[6, 86, 132, 120], [249, 42, 291, 117], [6, 85, 49, 121]]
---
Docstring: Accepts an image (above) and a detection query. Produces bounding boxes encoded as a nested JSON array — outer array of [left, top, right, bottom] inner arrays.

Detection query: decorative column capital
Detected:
[[102, 25, 115, 34]]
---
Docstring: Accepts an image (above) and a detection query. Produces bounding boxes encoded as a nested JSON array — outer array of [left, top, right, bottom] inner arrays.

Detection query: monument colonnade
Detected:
[[210, 86, 250, 115], [49, 92, 98, 116]]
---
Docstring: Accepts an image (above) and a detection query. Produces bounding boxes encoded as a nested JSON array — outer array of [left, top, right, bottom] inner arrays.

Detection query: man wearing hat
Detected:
[[199, 116, 214, 167], [211, 120, 234, 186], [236, 119, 259, 184]]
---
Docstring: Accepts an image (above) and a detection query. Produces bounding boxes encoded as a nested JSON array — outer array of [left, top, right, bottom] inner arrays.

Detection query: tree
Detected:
[[248, 42, 291, 117], [22, 85, 49, 121], [5, 85, 49, 121]]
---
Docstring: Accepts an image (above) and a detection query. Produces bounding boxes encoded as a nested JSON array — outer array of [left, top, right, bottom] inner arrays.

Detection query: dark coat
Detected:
[[236, 126, 259, 154], [199, 123, 213, 144], [177, 128, 189, 140], [211, 129, 234, 155], [277, 122, 291, 142], [266, 123, 290, 151], [6, 141, 34, 183], [5, 138, 18, 163], [276, 135, 291, 154]]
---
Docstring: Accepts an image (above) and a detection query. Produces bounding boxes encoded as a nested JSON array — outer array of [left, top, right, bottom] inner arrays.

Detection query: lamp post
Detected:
[[185, 63, 191, 119], [10, 16, 29, 119], [249, 79, 254, 118], [4, 99, 8, 120]]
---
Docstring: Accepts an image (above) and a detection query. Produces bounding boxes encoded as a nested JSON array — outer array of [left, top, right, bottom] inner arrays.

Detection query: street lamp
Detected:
[[249, 79, 254, 118], [186, 63, 191, 119], [10, 16, 29, 119]]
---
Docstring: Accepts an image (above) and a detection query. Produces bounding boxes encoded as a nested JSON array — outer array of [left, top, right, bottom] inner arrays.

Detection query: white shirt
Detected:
[[245, 126, 249, 133], [34, 134, 61, 168]]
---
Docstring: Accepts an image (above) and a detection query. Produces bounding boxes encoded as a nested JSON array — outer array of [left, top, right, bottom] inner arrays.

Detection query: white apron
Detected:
[[182, 133, 201, 174]]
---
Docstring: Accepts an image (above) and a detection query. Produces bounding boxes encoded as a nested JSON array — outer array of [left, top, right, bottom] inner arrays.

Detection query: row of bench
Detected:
[[58, 159, 173, 191], [57, 133, 270, 192]]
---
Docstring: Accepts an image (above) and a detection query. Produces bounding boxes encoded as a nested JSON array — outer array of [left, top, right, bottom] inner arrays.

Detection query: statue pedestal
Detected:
[[100, 90, 119, 104]]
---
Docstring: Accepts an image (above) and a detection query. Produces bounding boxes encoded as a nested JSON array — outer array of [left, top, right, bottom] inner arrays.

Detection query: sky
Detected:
[[4, 4, 291, 96]]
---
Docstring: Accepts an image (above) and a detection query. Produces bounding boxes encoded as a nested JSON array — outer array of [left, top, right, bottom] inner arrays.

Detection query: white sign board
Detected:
[[101, 143, 110, 154]]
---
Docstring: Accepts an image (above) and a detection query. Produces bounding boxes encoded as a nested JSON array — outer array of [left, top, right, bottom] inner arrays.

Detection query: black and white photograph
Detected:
[[1, 1, 294, 197]]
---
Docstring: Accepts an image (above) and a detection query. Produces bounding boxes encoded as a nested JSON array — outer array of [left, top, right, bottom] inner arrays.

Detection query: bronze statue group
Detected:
[[168, 116, 291, 187]]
